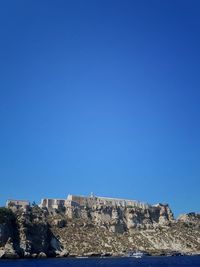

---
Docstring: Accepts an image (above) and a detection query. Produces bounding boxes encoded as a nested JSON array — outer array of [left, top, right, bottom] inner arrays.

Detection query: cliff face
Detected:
[[0, 205, 199, 258], [0, 208, 19, 258], [66, 203, 174, 232]]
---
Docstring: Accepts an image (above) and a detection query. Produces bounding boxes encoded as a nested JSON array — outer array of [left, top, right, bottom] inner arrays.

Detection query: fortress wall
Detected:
[[67, 195, 88, 206], [40, 198, 66, 209], [67, 195, 98, 207], [39, 195, 151, 210], [6, 199, 30, 210], [97, 197, 150, 209], [67, 195, 151, 209]]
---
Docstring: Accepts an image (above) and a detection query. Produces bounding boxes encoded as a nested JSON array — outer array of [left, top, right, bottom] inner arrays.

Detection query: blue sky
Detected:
[[0, 1, 200, 216]]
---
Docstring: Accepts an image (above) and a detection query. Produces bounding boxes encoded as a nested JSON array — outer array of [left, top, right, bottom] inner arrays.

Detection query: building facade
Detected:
[[39, 198, 66, 209]]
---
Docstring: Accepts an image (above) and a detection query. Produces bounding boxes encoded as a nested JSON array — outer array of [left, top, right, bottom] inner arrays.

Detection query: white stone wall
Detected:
[[66, 195, 150, 209], [39, 195, 151, 210], [39, 198, 66, 209]]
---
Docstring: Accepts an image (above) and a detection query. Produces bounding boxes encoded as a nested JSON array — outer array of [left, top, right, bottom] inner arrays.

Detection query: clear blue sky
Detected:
[[0, 1, 200, 216]]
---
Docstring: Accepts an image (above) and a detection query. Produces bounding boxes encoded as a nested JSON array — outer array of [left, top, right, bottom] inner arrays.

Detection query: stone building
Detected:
[[39, 194, 151, 210], [67, 194, 150, 209], [6, 199, 30, 211], [39, 198, 66, 209]]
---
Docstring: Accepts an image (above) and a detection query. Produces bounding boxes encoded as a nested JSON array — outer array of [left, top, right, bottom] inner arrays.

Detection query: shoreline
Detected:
[[0, 252, 200, 260]]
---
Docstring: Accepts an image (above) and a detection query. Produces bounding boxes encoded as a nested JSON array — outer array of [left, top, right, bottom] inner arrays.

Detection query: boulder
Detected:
[[0, 249, 5, 258], [38, 252, 47, 258], [57, 249, 69, 257]]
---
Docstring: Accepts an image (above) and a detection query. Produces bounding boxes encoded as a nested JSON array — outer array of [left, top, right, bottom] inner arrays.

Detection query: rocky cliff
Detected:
[[0, 204, 199, 258]]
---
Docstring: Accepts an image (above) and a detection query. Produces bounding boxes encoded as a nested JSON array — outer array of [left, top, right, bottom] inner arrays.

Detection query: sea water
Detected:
[[0, 256, 200, 267]]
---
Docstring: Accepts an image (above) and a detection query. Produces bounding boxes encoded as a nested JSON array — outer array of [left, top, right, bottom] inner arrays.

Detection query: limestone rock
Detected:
[[178, 213, 200, 224], [0, 204, 199, 258], [3, 238, 19, 259], [57, 249, 69, 257], [0, 249, 5, 258], [38, 252, 47, 258], [52, 219, 66, 228]]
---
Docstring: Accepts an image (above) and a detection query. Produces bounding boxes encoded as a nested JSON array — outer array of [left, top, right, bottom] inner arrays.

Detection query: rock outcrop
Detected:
[[0, 204, 199, 258], [178, 213, 200, 226]]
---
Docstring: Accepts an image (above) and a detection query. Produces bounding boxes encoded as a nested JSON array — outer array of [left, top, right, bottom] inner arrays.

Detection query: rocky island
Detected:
[[0, 194, 199, 259]]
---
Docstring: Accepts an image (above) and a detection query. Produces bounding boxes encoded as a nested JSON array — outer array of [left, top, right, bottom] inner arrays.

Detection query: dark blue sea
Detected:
[[0, 256, 200, 267]]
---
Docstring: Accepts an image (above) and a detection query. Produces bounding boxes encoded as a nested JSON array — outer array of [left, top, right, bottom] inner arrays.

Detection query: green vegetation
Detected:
[[56, 205, 66, 213], [0, 207, 15, 224]]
